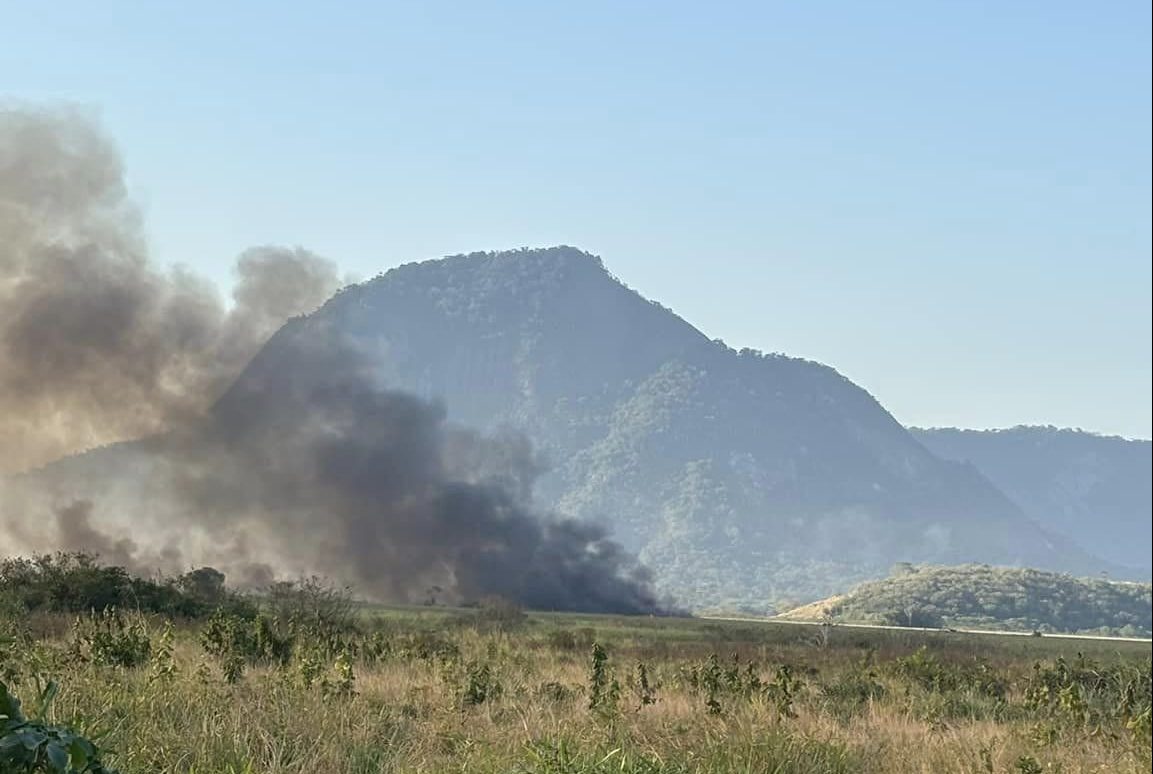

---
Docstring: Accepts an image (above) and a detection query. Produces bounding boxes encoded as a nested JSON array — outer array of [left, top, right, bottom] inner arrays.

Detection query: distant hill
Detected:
[[15, 248, 1125, 610], [778, 564, 1152, 637], [912, 427, 1151, 574]]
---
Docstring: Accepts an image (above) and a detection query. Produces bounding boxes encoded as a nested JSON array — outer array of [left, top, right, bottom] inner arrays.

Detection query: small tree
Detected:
[[177, 567, 226, 602]]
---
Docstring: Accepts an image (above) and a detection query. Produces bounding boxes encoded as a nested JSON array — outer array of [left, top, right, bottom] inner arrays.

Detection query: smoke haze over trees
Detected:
[[0, 106, 667, 615]]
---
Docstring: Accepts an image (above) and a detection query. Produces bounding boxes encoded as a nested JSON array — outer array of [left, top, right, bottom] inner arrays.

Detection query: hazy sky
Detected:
[[4, 1, 1150, 438]]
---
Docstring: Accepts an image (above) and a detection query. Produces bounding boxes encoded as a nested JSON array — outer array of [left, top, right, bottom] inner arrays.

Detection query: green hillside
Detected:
[[781, 564, 1151, 637]]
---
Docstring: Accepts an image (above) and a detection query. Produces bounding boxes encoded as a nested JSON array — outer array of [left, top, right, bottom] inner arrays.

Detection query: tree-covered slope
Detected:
[[780, 564, 1152, 637], [218, 247, 1110, 608], [912, 427, 1151, 574]]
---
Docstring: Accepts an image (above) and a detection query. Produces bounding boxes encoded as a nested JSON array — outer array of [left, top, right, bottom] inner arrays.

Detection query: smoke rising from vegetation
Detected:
[[0, 106, 667, 614], [170, 342, 665, 613]]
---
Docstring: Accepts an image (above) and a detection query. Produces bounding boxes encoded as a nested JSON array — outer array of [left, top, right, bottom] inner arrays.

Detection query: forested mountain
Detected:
[[912, 427, 1151, 574], [779, 564, 1152, 637], [215, 247, 1111, 609]]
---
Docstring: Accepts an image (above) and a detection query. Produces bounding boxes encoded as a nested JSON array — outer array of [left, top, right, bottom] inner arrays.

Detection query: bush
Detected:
[[71, 610, 151, 669], [881, 607, 944, 629], [199, 610, 295, 679], [1025, 654, 1152, 743], [820, 668, 887, 721], [460, 661, 502, 706], [471, 596, 526, 629], [175, 567, 226, 603], [545, 628, 596, 652], [0, 555, 132, 615], [891, 647, 1006, 699], [264, 578, 356, 634]]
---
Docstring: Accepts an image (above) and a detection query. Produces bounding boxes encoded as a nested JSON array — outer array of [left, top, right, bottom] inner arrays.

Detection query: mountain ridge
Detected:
[[911, 426, 1151, 574]]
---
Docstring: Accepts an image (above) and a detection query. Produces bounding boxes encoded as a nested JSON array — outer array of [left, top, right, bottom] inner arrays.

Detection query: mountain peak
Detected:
[[219, 248, 1118, 606], [362, 245, 609, 293]]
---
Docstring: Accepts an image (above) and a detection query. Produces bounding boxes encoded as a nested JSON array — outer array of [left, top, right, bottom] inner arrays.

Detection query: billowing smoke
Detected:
[[0, 106, 668, 614], [166, 342, 661, 613], [0, 106, 340, 473]]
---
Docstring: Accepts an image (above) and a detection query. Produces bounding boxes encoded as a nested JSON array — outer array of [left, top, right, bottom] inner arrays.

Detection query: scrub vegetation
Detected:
[[2, 555, 1150, 773]]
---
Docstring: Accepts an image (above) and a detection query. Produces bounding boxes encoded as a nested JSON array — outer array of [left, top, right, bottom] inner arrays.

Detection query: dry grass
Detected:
[[3, 609, 1150, 773]]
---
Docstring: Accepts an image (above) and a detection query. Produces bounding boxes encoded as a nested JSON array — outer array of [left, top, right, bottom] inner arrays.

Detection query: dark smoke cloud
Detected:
[[0, 106, 670, 614], [51, 500, 140, 569], [155, 341, 665, 613], [0, 106, 340, 473]]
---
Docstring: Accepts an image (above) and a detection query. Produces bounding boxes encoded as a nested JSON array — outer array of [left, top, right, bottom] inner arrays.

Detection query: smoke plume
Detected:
[[0, 106, 668, 614], [166, 341, 661, 612], [0, 106, 340, 473]]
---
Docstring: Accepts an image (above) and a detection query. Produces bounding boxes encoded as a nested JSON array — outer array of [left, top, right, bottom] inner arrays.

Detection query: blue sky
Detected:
[[3, 1, 1150, 437]]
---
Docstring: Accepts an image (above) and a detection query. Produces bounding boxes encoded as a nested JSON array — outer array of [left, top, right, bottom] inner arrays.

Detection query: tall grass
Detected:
[[2, 607, 1150, 773]]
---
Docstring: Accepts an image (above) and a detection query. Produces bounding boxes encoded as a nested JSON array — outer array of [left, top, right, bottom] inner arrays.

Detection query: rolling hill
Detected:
[[777, 563, 1152, 637]]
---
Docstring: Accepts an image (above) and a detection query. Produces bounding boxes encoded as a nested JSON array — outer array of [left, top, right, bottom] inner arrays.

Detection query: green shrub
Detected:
[[632, 661, 658, 709], [545, 627, 596, 652], [764, 664, 805, 719], [587, 643, 619, 718], [1025, 654, 1152, 743], [470, 596, 526, 630], [821, 667, 886, 712], [71, 610, 150, 669], [536, 681, 575, 703], [460, 661, 501, 706], [1013, 755, 1044, 774], [264, 578, 356, 639], [0, 681, 119, 773], [199, 610, 294, 679], [891, 647, 1005, 699]]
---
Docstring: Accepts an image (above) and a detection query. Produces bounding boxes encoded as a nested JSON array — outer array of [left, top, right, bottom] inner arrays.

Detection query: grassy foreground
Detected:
[[2, 605, 1151, 774]]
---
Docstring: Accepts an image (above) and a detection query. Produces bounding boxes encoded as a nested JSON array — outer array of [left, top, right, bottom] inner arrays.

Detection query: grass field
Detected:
[[3, 604, 1151, 773]]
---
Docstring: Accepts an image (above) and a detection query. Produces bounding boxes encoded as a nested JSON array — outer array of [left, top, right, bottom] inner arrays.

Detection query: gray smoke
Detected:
[[48, 500, 185, 576], [158, 342, 664, 612], [0, 106, 669, 614], [0, 106, 340, 473]]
